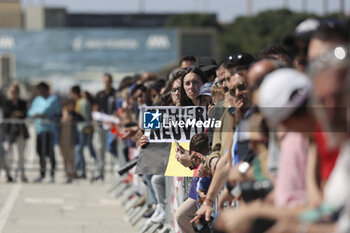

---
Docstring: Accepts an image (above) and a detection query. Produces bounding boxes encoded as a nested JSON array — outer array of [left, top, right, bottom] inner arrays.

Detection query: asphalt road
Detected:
[[0, 177, 138, 233]]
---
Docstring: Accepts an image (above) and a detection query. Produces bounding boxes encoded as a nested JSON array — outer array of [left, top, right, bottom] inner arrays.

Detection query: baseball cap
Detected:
[[224, 52, 255, 69], [197, 82, 213, 98], [194, 57, 217, 73], [258, 68, 312, 126], [283, 18, 320, 45]]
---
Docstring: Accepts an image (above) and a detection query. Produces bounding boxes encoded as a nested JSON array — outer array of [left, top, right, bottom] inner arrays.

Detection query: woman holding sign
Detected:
[[174, 66, 209, 168], [140, 70, 185, 226]]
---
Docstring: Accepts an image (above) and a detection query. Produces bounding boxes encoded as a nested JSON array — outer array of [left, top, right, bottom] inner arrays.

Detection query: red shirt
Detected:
[[314, 124, 340, 182]]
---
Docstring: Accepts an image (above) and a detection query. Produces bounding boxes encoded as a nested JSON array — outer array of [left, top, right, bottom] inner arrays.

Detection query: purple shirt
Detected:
[[188, 177, 199, 200]]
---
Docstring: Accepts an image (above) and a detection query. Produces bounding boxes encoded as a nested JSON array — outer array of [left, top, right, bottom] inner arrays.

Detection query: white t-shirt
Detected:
[[324, 141, 350, 210], [322, 141, 350, 233]]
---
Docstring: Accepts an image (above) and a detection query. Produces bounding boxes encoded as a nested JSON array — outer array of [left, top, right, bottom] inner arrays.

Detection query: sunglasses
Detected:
[[229, 82, 247, 97], [215, 78, 225, 87]]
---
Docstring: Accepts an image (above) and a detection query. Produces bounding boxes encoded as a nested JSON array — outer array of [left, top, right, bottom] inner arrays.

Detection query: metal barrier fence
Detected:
[[0, 118, 224, 233], [107, 139, 223, 233], [0, 118, 119, 180]]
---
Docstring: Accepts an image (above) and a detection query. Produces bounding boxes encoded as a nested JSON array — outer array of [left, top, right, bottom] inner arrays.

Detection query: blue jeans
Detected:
[[75, 131, 97, 176], [145, 174, 158, 205]]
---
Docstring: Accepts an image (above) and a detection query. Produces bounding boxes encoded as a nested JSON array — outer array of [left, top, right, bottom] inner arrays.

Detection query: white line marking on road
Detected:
[[0, 184, 22, 233], [24, 197, 64, 205]]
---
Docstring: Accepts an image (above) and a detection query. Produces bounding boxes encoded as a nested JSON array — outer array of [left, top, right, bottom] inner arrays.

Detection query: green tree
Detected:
[[165, 9, 348, 59], [220, 9, 317, 57]]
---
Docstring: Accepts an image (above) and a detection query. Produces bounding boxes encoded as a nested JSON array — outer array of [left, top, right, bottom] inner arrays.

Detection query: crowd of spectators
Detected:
[[1, 17, 350, 233]]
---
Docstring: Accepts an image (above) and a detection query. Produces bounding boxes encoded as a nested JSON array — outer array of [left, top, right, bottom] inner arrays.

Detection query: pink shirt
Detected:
[[274, 133, 309, 207]]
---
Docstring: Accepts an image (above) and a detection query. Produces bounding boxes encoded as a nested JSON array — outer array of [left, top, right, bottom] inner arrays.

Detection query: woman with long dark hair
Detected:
[[180, 66, 208, 106]]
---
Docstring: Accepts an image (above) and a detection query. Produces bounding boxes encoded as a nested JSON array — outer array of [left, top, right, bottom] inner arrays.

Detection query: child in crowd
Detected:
[[188, 132, 212, 206], [196, 162, 212, 206], [175, 132, 211, 233], [210, 84, 225, 105]]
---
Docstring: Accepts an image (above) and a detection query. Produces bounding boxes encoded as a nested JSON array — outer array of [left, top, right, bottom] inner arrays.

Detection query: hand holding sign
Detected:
[[137, 135, 149, 149], [175, 147, 192, 167], [190, 151, 206, 166]]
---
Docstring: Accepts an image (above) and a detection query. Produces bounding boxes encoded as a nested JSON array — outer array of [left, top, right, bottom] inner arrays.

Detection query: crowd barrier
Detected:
[[108, 138, 222, 233], [0, 118, 221, 233]]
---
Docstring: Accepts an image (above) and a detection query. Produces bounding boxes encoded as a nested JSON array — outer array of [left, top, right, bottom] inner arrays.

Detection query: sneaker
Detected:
[[151, 206, 166, 224], [132, 194, 146, 208], [49, 176, 55, 183], [150, 204, 161, 220], [143, 204, 156, 218], [33, 176, 44, 183], [145, 218, 153, 227]]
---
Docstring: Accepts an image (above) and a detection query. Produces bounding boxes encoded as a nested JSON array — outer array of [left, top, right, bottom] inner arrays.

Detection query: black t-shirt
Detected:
[[95, 88, 117, 114], [3, 99, 29, 141], [4, 99, 27, 119]]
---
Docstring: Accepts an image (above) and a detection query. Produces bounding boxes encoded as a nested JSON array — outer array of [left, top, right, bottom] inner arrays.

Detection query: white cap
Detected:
[[295, 18, 320, 34], [258, 68, 312, 126]]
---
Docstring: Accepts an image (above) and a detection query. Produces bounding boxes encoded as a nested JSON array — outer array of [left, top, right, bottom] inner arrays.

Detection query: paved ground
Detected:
[[0, 175, 138, 233], [0, 177, 137, 233], [0, 125, 140, 233]]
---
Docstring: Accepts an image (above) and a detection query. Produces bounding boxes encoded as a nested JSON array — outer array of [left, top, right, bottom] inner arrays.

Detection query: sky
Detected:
[[22, 0, 350, 22]]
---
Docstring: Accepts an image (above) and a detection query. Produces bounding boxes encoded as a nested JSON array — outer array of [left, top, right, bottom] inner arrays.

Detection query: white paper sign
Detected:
[[142, 106, 221, 143]]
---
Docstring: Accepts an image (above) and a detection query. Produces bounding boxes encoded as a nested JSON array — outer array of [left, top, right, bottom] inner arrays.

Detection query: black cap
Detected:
[[224, 52, 255, 69], [194, 57, 217, 72]]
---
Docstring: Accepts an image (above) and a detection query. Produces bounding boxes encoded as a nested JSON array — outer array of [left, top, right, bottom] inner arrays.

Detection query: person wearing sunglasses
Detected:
[[222, 53, 255, 106]]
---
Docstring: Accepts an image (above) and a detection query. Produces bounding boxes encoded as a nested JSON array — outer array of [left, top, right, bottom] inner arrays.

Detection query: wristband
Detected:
[[203, 202, 214, 208], [204, 198, 214, 206]]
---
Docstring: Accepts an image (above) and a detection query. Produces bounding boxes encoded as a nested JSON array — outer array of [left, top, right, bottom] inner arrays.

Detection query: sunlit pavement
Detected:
[[0, 174, 138, 233]]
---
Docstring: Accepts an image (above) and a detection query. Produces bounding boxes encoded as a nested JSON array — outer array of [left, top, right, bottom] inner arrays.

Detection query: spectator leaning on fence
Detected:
[[28, 82, 60, 183], [190, 53, 254, 224]]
